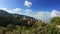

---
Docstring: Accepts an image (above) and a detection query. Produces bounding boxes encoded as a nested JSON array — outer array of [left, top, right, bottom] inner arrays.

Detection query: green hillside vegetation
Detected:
[[0, 15, 60, 34], [0, 15, 37, 27], [0, 10, 60, 34]]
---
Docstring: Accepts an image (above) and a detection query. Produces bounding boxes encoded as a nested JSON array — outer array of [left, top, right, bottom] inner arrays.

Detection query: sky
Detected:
[[0, 0, 60, 22]]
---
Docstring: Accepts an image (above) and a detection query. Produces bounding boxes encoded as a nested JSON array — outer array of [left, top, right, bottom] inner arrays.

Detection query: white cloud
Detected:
[[51, 10, 60, 17], [13, 8, 21, 12], [36, 12, 50, 17], [25, 9, 32, 15], [25, 9, 32, 12], [12, 8, 22, 14], [0, 8, 7, 11], [0, 8, 14, 13], [24, 0, 32, 7], [32, 10, 60, 22], [0, 8, 60, 22], [0, 8, 22, 14], [7, 10, 14, 13], [34, 11, 51, 22]]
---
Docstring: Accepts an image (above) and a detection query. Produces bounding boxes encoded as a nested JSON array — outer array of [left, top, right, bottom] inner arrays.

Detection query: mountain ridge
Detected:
[[0, 10, 38, 21]]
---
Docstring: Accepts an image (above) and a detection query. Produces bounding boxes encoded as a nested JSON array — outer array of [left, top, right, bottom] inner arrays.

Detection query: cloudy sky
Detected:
[[0, 0, 60, 22]]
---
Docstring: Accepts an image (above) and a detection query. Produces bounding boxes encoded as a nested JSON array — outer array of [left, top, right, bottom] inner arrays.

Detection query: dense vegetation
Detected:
[[0, 10, 60, 34], [0, 15, 60, 34], [0, 15, 36, 27]]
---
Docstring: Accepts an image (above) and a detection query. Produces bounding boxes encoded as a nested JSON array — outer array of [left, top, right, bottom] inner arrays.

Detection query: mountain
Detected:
[[0, 10, 38, 26], [0, 10, 37, 20]]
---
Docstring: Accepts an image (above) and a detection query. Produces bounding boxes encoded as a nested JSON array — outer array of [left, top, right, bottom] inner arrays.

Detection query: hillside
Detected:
[[0, 10, 37, 19], [0, 10, 60, 34], [0, 10, 38, 26]]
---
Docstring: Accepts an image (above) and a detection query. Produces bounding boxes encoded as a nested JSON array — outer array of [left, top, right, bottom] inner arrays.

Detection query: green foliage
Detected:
[[0, 16, 60, 34], [50, 17, 60, 25], [7, 24, 16, 31], [0, 27, 6, 34]]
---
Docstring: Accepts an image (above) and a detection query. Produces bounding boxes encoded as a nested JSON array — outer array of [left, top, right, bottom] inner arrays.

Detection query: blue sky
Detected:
[[0, 0, 60, 11], [0, 0, 60, 22]]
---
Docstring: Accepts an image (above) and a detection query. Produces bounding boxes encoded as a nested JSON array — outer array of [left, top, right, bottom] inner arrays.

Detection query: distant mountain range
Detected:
[[0, 10, 38, 21]]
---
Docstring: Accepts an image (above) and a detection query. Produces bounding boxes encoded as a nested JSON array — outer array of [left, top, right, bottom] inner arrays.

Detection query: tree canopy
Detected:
[[0, 15, 60, 34], [50, 17, 60, 25]]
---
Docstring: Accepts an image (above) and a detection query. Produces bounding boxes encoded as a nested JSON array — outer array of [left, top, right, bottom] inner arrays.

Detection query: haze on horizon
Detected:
[[0, 0, 60, 22]]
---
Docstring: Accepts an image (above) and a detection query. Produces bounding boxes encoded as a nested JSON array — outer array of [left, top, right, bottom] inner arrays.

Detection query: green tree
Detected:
[[0, 27, 6, 34], [50, 17, 60, 25], [7, 24, 16, 32]]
